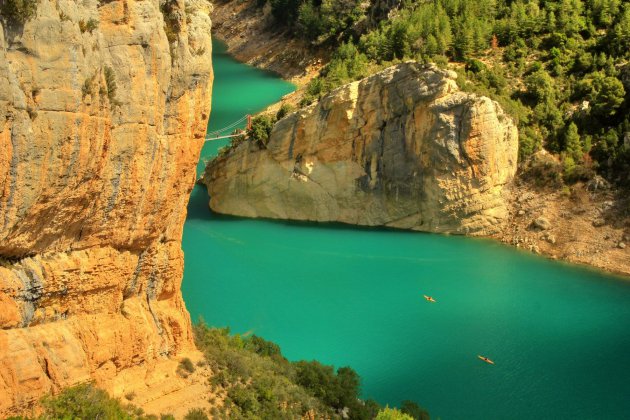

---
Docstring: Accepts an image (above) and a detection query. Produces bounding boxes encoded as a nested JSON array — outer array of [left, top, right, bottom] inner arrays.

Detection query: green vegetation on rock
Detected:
[[183, 408, 209, 420], [375, 407, 415, 420], [247, 114, 275, 145], [7, 383, 161, 420], [0, 0, 39, 24]]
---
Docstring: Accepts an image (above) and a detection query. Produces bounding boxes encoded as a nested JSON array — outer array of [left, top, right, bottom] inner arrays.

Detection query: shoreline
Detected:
[[202, 203, 630, 279], [210, 3, 326, 83], [211, 37, 291, 81]]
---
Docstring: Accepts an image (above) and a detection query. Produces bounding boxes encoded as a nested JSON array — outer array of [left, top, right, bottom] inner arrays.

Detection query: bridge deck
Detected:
[[204, 114, 251, 142], [204, 134, 243, 141]]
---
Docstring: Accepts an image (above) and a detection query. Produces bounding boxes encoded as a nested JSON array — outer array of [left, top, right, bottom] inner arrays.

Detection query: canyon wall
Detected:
[[204, 63, 518, 235], [0, 0, 212, 415]]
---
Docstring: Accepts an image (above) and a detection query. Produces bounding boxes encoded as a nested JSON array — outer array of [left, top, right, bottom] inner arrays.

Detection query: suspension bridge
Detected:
[[204, 114, 252, 141]]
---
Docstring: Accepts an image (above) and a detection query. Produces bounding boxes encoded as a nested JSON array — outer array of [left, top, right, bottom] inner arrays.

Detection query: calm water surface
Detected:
[[182, 40, 630, 419]]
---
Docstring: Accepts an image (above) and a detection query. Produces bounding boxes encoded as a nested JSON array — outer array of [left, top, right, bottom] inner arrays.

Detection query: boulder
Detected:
[[532, 217, 552, 230]]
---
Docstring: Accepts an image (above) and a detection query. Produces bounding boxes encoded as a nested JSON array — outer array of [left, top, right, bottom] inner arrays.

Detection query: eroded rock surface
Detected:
[[0, 0, 212, 415], [204, 63, 518, 235]]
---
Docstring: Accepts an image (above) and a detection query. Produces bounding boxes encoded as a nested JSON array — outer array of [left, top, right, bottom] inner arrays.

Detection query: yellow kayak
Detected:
[[478, 355, 495, 364], [423, 295, 436, 303]]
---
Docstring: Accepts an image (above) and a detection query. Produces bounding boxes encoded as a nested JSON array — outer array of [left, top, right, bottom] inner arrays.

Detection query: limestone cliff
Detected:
[[204, 63, 518, 235], [0, 0, 212, 416]]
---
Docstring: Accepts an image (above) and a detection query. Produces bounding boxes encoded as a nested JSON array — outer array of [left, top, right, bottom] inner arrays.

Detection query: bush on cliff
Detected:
[[9, 383, 205, 420], [276, 103, 294, 120], [401, 400, 431, 420], [375, 407, 415, 420], [40, 384, 139, 419], [181, 357, 196, 372], [183, 408, 209, 420], [247, 114, 275, 145], [0, 0, 39, 24]]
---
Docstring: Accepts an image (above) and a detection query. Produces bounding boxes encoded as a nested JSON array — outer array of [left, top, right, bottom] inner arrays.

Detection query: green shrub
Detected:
[[307, 40, 369, 98], [576, 71, 626, 117], [400, 400, 430, 420], [294, 360, 362, 411], [297, 0, 323, 41], [0, 0, 39, 24], [40, 383, 138, 420], [564, 122, 583, 162], [244, 334, 282, 358], [179, 357, 196, 374], [103, 66, 118, 104], [376, 406, 415, 420], [227, 385, 260, 413], [160, 0, 180, 44], [276, 103, 294, 120], [79, 18, 98, 33], [562, 155, 577, 179], [524, 69, 555, 104], [82, 75, 95, 98], [269, 0, 300, 25], [466, 59, 487, 74], [183, 408, 209, 420], [521, 153, 564, 189], [519, 126, 543, 160], [247, 115, 275, 145]]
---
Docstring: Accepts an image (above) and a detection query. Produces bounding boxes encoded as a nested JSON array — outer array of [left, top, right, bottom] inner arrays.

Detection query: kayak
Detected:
[[478, 355, 495, 364], [423, 295, 436, 303]]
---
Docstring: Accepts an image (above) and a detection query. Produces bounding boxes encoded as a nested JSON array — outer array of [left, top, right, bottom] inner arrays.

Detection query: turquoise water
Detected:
[[182, 40, 630, 419]]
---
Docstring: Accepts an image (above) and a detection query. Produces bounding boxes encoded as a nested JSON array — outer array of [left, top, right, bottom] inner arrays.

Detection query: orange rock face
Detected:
[[0, 0, 213, 415], [204, 63, 518, 235]]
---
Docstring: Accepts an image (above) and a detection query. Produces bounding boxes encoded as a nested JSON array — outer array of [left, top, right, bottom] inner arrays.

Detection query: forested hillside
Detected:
[[255, 0, 630, 186]]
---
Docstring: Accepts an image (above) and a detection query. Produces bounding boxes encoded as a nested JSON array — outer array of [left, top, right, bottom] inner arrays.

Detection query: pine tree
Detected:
[[565, 122, 583, 162]]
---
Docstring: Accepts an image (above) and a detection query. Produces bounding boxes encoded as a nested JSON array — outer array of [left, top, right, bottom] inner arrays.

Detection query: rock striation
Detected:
[[204, 63, 518, 235], [0, 0, 212, 415]]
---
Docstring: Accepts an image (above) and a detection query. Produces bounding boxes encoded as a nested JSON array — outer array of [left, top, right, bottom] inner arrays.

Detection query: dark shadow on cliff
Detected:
[[186, 185, 214, 221], [189, 190, 440, 236]]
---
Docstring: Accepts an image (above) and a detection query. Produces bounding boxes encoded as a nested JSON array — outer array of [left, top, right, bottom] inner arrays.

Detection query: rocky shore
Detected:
[[495, 175, 630, 276]]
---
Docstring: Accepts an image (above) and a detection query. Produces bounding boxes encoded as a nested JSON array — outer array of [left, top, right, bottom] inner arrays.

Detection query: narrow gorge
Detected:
[[1, 0, 630, 419], [0, 0, 213, 416]]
